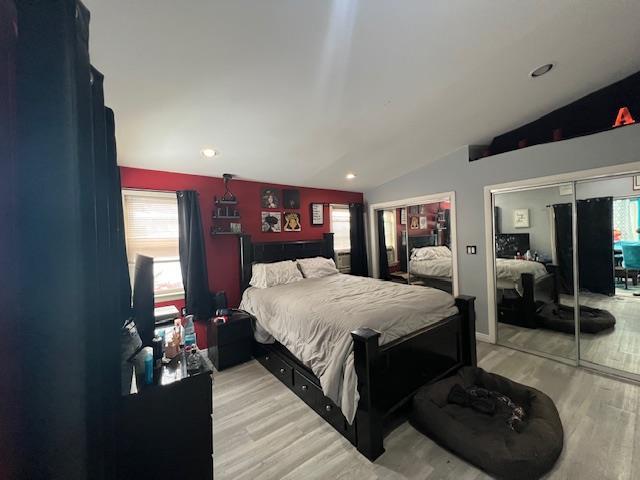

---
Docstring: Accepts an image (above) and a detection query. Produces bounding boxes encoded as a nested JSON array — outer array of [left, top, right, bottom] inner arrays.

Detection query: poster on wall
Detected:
[[409, 216, 420, 230], [634, 176, 640, 191], [261, 212, 281, 232], [513, 209, 530, 228], [261, 188, 280, 209], [284, 212, 301, 231], [419, 216, 427, 229], [283, 189, 300, 209], [311, 203, 324, 225], [400, 208, 407, 225]]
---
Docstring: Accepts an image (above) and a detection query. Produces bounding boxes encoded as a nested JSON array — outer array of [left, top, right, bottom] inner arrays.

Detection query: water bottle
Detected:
[[184, 315, 196, 347], [143, 347, 154, 385]]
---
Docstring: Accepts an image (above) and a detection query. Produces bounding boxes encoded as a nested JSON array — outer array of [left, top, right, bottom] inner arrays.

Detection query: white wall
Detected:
[[577, 175, 640, 200], [364, 124, 640, 335], [494, 186, 567, 260]]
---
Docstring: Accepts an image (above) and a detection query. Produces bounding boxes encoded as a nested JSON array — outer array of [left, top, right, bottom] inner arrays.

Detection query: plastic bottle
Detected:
[[143, 347, 154, 385], [184, 315, 196, 347]]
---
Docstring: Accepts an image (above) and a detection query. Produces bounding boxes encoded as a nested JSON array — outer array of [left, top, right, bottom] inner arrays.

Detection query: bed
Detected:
[[494, 234, 559, 328], [407, 235, 453, 293], [238, 233, 477, 461]]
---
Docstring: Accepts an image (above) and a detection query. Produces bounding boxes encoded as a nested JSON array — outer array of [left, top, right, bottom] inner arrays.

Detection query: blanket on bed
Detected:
[[239, 274, 458, 424]]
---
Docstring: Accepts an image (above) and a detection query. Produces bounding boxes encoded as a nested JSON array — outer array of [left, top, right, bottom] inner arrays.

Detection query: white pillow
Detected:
[[411, 246, 451, 260], [249, 260, 303, 289], [297, 257, 339, 278]]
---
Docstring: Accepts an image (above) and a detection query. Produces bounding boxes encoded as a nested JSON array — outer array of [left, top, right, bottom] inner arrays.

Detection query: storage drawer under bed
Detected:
[[256, 345, 294, 388], [292, 370, 356, 444]]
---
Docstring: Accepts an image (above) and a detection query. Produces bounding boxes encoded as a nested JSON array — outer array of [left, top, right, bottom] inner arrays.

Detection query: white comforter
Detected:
[[239, 274, 458, 424], [410, 257, 452, 279], [495, 258, 548, 282]]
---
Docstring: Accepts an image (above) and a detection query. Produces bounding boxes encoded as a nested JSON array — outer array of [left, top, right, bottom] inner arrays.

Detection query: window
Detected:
[[613, 198, 640, 242], [383, 210, 397, 263], [122, 189, 184, 300], [330, 204, 351, 252]]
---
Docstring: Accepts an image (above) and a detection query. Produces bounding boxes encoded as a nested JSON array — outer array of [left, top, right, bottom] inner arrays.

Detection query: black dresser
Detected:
[[118, 348, 213, 479]]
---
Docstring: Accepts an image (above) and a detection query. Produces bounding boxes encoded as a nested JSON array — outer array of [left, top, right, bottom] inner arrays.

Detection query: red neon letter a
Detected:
[[613, 107, 635, 127]]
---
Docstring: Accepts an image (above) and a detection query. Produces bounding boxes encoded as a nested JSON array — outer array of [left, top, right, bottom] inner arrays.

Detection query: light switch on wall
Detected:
[[466, 245, 477, 255]]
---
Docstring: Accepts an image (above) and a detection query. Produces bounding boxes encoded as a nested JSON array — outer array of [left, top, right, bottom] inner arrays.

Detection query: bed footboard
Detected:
[[351, 295, 476, 461]]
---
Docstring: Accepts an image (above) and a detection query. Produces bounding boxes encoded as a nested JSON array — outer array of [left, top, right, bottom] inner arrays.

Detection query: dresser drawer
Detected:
[[258, 350, 294, 388]]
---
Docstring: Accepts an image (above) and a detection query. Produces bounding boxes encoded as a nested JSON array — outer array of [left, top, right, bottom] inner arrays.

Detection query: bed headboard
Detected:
[[495, 233, 530, 258], [239, 233, 335, 293], [407, 234, 438, 253]]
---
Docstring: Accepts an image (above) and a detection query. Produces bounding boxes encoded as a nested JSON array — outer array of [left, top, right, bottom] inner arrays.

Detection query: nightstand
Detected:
[[208, 311, 253, 371]]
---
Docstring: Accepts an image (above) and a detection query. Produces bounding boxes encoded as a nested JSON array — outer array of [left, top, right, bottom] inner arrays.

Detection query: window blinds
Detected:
[[122, 190, 180, 262], [331, 205, 351, 251]]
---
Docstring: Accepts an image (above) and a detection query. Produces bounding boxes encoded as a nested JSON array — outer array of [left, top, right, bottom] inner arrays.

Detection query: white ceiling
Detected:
[[84, 0, 640, 191]]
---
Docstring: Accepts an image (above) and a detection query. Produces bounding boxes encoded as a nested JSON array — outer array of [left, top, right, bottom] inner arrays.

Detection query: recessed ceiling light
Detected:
[[345, 173, 356, 180], [201, 148, 217, 158], [529, 63, 554, 78]]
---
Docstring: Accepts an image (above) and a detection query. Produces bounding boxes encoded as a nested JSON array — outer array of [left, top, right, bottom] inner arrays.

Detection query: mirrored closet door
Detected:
[[406, 200, 453, 293], [493, 184, 576, 361], [373, 194, 454, 293], [576, 175, 640, 376]]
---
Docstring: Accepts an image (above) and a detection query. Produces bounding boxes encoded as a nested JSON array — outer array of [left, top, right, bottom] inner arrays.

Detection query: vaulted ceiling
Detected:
[[84, 0, 640, 191]]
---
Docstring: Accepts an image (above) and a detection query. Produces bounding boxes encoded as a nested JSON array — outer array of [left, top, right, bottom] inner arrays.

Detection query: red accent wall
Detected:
[[120, 166, 363, 317]]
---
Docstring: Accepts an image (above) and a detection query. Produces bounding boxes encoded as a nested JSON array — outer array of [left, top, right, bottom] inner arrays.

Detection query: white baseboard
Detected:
[[475, 332, 492, 343]]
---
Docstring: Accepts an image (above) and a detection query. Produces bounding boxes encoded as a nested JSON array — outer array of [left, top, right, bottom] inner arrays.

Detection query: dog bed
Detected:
[[410, 367, 563, 480], [536, 303, 615, 334]]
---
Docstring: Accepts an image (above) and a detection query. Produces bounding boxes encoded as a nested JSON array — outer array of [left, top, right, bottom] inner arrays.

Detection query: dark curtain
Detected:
[[106, 108, 132, 318], [377, 210, 391, 280], [553, 203, 574, 294], [349, 203, 369, 276], [177, 191, 212, 320], [10, 2, 125, 478], [577, 197, 614, 295]]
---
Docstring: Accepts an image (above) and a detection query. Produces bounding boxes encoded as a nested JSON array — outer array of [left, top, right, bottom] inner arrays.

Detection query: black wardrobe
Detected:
[[4, 2, 130, 478]]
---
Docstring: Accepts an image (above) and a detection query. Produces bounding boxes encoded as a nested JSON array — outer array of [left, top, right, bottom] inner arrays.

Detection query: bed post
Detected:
[[323, 232, 335, 259], [239, 234, 253, 293], [521, 273, 536, 328], [351, 328, 384, 461], [455, 295, 477, 367]]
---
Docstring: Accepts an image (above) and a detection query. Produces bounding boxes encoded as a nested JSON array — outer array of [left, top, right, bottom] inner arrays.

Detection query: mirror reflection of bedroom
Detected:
[[576, 175, 640, 374], [494, 184, 575, 360], [376, 197, 453, 293], [494, 175, 640, 376]]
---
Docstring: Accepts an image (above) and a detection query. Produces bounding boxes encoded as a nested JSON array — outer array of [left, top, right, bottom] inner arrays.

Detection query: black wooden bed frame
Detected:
[[498, 266, 559, 329], [406, 234, 453, 293], [239, 233, 477, 461]]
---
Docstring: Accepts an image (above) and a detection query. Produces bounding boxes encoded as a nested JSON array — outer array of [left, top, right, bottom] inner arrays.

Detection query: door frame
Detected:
[[368, 191, 459, 297]]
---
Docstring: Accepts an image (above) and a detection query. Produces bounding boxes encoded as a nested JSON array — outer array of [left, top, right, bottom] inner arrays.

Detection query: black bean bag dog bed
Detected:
[[536, 302, 615, 334], [410, 367, 563, 480]]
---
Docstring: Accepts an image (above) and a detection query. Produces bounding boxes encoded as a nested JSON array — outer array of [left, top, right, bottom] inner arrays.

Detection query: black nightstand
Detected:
[[208, 311, 253, 370]]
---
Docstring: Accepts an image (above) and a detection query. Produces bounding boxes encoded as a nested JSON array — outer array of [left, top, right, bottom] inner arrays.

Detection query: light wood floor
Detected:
[[213, 342, 640, 479], [498, 290, 640, 373]]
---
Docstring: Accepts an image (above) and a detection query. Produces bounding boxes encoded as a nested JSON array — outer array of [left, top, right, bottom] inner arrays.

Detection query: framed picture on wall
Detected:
[[400, 208, 407, 225], [311, 203, 324, 225], [419, 216, 427, 229], [634, 176, 640, 191], [513, 208, 530, 228], [283, 189, 300, 209], [283, 212, 301, 231], [261, 212, 281, 232], [409, 215, 420, 229], [261, 188, 280, 209]]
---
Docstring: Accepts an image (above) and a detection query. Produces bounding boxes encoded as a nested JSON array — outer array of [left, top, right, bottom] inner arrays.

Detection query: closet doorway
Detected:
[[489, 169, 640, 380], [369, 192, 459, 296]]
